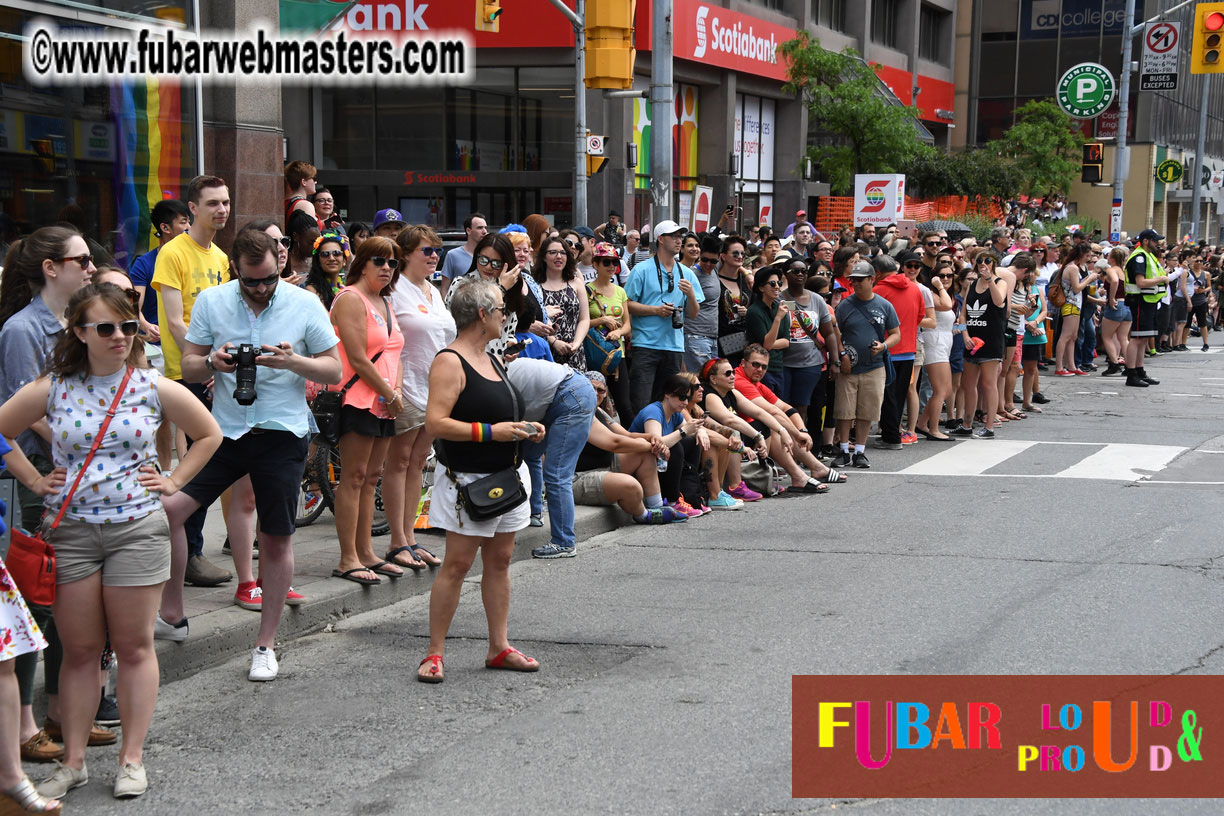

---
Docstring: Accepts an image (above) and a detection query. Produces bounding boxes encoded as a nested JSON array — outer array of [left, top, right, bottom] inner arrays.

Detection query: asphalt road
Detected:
[[39, 345, 1224, 815]]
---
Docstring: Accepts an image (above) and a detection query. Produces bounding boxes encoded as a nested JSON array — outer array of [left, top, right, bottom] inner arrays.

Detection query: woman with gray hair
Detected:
[[418, 277, 546, 683]]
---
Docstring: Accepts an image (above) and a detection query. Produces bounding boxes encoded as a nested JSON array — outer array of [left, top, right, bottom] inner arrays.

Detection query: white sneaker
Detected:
[[113, 762, 147, 799], [248, 646, 278, 682], [36, 760, 87, 799], [153, 614, 188, 642]]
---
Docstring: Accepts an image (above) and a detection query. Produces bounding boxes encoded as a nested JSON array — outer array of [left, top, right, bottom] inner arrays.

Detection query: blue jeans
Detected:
[[781, 364, 823, 407], [1076, 302, 1097, 369], [524, 374, 598, 550], [683, 334, 718, 375]]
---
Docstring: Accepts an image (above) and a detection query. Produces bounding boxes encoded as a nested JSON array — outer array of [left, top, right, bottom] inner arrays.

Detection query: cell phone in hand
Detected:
[[505, 339, 530, 356]]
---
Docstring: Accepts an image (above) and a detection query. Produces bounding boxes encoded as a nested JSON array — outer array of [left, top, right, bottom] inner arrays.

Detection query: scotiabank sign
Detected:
[[672, 0, 792, 82]]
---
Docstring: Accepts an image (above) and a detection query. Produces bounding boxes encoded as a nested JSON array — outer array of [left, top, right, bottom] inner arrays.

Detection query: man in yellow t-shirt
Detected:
[[150, 175, 234, 592]]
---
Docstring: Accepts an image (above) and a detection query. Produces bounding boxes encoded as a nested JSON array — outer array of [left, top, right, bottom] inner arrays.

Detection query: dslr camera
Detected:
[[232, 343, 267, 406]]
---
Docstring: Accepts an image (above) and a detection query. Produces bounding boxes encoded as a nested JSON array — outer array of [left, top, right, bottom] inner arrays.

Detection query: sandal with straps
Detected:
[[2, 777, 61, 814], [417, 654, 444, 684]]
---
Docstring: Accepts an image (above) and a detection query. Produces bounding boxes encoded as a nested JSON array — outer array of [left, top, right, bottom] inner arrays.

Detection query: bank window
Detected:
[[872, 0, 900, 50], [814, 0, 847, 32], [919, 5, 950, 64]]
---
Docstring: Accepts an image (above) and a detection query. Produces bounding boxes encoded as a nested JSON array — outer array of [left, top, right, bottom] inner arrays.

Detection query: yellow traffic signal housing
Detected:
[[585, 0, 636, 89], [1191, 2, 1224, 74], [587, 156, 608, 177], [477, 0, 501, 32]]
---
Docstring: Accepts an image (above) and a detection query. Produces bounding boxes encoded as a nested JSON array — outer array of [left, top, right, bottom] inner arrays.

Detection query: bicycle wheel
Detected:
[[294, 440, 327, 527], [372, 477, 390, 536], [317, 444, 390, 535]]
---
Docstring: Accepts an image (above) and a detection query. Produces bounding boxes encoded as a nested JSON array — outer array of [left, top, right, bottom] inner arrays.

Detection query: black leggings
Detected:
[[658, 437, 706, 504], [1190, 300, 1209, 333]]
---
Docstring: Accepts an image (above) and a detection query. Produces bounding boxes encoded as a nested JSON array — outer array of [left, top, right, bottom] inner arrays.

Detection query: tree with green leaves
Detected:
[[986, 99, 1084, 196], [903, 146, 1020, 203], [779, 31, 930, 196]]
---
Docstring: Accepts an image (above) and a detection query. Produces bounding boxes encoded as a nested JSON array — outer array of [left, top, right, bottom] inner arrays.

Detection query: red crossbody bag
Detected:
[[6, 367, 133, 606]]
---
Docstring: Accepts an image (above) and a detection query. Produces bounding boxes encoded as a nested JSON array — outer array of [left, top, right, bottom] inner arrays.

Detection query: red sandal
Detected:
[[417, 654, 444, 684], [485, 647, 540, 672]]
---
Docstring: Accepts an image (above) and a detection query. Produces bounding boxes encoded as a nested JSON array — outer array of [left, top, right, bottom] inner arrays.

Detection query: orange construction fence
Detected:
[[812, 196, 1005, 235]]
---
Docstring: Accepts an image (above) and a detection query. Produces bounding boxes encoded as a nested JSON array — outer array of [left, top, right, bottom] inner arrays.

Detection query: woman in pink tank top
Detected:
[[328, 236, 405, 585]]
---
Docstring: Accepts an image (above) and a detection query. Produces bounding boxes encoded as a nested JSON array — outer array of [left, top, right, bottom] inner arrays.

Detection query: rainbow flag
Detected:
[[111, 78, 184, 268]]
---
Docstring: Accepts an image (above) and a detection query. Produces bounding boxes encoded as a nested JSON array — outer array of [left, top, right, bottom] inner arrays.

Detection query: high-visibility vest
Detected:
[[1122, 246, 1165, 303]]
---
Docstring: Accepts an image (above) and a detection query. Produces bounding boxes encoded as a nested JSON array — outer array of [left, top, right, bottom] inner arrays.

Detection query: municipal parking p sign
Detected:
[[1057, 63, 1116, 119]]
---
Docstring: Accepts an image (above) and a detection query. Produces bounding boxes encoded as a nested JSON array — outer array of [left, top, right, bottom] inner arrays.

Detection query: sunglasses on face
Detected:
[[903, 262, 923, 269], [594, 258, 619, 266], [369, 256, 399, 270], [476, 255, 506, 271], [699, 256, 719, 265], [81, 320, 139, 337], [925, 241, 941, 247], [240, 273, 280, 287], [746, 360, 768, 370], [318, 250, 344, 259], [764, 280, 781, 288], [671, 392, 692, 402], [419, 246, 440, 256], [277, 237, 292, 248], [118, 288, 140, 309], [719, 369, 734, 377], [728, 251, 745, 259], [564, 239, 578, 247], [57, 254, 94, 268]]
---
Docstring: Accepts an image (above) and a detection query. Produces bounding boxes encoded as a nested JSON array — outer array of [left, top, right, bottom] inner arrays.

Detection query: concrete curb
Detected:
[[153, 505, 624, 684]]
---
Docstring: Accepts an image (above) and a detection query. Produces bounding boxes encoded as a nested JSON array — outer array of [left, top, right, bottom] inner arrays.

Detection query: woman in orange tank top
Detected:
[[328, 236, 405, 585]]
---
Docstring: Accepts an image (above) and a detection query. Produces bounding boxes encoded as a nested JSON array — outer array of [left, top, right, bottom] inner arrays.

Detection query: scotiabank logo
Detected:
[[690, 3, 777, 65], [861, 180, 889, 213], [404, 170, 476, 185]]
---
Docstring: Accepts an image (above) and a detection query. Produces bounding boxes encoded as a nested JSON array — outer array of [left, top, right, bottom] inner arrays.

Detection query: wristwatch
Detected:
[[678, 427, 688, 438], [204, 353, 215, 372]]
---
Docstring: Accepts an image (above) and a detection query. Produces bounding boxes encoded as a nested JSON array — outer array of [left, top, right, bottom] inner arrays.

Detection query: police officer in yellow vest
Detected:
[[1123, 229, 1168, 387]]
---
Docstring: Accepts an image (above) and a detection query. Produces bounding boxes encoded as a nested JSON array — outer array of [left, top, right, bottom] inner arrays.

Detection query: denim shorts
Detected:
[[1101, 303, 1132, 323]]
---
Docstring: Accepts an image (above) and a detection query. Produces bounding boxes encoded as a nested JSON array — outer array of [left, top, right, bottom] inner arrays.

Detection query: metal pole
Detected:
[[650, 0, 672, 225], [574, 0, 587, 228], [1190, 75, 1211, 241], [1110, 0, 1135, 242]]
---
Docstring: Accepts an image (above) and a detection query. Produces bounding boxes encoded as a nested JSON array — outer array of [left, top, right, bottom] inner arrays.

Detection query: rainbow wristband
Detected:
[[471, 422, 493, 442]]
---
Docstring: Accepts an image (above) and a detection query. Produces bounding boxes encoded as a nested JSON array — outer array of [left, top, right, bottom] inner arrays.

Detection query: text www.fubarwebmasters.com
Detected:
[[23, 20, 473, 86]]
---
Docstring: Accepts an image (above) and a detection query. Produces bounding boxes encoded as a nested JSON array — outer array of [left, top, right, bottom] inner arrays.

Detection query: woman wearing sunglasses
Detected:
[[303, 231, 350, 311], [952, 253, 1008, 439], [382, 226, 456, 572], [744, 267, 790, 394], [0, 283, 220, 801], [326, 237, 406, 586], [445, 234, 527, 362], [533, 237, 590, 372]]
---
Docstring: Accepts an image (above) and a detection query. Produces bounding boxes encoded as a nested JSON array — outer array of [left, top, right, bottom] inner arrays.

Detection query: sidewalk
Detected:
[[154, 503, 623, 684]]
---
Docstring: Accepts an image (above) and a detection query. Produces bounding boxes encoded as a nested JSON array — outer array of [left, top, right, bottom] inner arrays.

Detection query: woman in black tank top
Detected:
[[417, 276, 545, 683], [953, 254, 1008, 439]]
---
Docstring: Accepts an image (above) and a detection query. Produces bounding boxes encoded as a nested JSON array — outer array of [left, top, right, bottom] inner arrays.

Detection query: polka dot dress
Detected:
[[47, 367, 163, 523]]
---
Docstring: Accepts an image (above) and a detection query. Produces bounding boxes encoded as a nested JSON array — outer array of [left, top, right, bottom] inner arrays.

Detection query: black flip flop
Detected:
[[364, 560, 403, 579], [796, 480, 830, 494], [331, 567, 381, 586], [409, 543, 442, 567], [385, 545, 426, 571]]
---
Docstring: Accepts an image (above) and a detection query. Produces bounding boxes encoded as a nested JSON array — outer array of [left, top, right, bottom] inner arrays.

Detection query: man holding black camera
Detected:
[[157, 229, 342, 681]]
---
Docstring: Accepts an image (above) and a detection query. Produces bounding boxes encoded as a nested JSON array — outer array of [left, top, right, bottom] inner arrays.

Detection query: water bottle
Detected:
[[656, 455, 668, 472]]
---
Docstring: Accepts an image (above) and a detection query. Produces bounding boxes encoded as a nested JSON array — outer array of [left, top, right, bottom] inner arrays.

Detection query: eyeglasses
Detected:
[[699, 256, 719, 265], [318, 250, 344, 259], [80, 320, 139, 338], [788, 266, 808, 275], [488, 305, 506, 316], [719, 369, 734, 377], [419, 246, 440, 256], [476, 256, 506, 271], [277, 237, 292, 248], [936, 274, 954, 279], [57, 254, 94, 268], [118, 288, 140, 309], [546, 249, 568, 257], [671, 392, 692, 402], [240, 273, 280, 287], [746, 360, 768, 370]]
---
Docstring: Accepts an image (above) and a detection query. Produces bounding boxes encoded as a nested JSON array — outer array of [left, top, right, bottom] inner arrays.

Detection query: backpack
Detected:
[[1047, 268, 1066, 309]]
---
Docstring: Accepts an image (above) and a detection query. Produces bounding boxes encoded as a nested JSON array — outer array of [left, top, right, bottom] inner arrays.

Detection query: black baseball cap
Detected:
[[1137, 229, 1165, 243]]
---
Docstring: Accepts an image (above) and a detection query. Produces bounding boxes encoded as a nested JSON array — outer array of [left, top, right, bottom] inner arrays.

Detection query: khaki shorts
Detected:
[[833, 367, 886, 422], [52, 509, 171, 587], [394, 400, 428, 435], [572, 470, 610, 506]]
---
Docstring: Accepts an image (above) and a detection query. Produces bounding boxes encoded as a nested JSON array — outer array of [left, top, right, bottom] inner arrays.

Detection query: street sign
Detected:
[[586, 134, 604, 155], [1156, 159, 1184, 184], [1056, 63, 1116, 119], [1109, 199, 1122, 243], [1140, 21, 1181, 91], [692, 185, 712, 232]]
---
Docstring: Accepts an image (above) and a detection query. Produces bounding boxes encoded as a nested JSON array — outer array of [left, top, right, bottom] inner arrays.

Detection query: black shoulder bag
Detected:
[[447, 353, 529, 525], [311, 351, 381, 446]]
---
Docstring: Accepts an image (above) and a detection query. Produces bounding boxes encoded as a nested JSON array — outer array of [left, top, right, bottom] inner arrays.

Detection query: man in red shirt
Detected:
[[733, 345, 848, 491], [871, 254, 926, 448]]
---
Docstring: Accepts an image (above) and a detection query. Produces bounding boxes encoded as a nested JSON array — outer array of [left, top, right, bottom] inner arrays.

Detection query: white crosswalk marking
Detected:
[[888, 441, 1187, 482], [1054, 444, 1184, 481]]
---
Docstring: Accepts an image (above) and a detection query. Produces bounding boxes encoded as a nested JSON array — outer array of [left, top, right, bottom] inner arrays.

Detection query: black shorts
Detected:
[[180, 430, 311, 536], [1127, 295, 1158, 337], [339, 404, 396, 439], [1021, 343, 1044, 362], [1172, 297, 1188, 324]]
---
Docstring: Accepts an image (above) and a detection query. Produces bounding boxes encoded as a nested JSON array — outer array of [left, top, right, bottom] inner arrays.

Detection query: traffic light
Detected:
[[476, 0, 501, 33], [585, 0, 636, 89], [1081, 142, 1103, 183], [586, 155, 608, 177], [1191, 2, 1224, 74]]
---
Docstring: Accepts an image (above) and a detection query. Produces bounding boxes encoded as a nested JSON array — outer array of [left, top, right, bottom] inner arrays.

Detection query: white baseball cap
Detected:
[[653, 219, 686, 238]]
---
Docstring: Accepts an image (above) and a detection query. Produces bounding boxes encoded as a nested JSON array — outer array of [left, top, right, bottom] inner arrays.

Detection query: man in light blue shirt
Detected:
[[159, 229, 341, 681], [437, 212, 488, 298], [624, 219, 703, 417]]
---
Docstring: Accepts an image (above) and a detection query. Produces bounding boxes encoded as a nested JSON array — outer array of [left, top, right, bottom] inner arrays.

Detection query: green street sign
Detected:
[[1156, 159, 1184, 184], [1057, 63, 1116, 119]]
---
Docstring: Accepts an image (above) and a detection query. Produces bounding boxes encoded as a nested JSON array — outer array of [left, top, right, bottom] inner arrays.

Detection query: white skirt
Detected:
[[429, 462, 531, 537], [921, 331, 952, 365]]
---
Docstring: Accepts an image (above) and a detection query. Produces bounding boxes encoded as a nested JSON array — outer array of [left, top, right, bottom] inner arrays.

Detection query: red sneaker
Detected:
[[900, 431, 918, 445], [255, 579, 306, 607], [234, 582, 262, 611]]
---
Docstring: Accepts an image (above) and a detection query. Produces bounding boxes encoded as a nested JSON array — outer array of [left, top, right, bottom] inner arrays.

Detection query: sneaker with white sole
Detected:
[[284, 586, 306, 606], [113, 762, 147, 799], [36, 760, 87, 799], [234, 582, 262, 611], [707, 491, 744, 510], [248, 646, 278, 682], [153, 614, 188, 642]]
